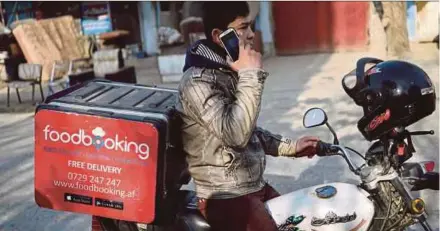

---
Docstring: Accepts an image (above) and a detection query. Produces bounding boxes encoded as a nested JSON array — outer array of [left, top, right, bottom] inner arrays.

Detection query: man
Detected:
[[176, 2, 320, 231]]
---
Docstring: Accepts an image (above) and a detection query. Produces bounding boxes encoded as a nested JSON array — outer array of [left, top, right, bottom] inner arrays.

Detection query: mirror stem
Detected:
[[326, 122, 339, 145]]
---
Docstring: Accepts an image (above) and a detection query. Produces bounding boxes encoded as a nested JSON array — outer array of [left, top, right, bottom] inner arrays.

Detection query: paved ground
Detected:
[[0, 43, 438, 230]]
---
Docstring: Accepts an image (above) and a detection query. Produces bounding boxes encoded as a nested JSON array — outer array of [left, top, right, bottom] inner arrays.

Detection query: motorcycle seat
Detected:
[[177, 190, 211, 231]]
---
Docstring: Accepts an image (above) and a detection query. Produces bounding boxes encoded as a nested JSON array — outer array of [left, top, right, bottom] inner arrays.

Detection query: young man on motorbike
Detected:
[[177, 2, 321, 231]]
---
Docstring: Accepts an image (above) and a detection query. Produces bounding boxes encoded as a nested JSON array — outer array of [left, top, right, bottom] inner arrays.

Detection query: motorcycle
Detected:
[[265, 107, 439, 231], [93, 106, 438, 231]]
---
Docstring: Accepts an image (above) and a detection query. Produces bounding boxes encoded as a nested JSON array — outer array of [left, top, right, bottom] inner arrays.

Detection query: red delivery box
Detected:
[[34, 80, 187, 224]]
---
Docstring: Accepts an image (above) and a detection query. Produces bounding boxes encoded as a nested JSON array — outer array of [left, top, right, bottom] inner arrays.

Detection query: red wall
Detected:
[[272, 2, 369, 55]]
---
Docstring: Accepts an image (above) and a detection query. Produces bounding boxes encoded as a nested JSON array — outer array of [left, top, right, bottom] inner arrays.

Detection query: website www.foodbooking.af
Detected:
[[53, 180, 135, 199]]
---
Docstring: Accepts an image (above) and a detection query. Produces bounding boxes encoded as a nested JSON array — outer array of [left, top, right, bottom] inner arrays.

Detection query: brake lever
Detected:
[[318, 143, 362, 175]]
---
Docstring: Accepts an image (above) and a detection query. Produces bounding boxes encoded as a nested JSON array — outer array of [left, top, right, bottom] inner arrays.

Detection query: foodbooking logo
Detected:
[[43, 125, 150, 160]]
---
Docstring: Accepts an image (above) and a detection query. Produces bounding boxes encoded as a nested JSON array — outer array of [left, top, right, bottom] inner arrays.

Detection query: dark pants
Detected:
[[197, 184, 280, 231]]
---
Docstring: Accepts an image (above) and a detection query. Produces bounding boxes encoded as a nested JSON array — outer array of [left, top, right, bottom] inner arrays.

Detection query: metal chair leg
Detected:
[[39, 84, 45, 102], [7, 87, 10, 107], [16, 88, 22, 104]]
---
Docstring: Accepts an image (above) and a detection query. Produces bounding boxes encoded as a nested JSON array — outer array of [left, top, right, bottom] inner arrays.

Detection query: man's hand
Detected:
[[227, 34, 262, 72], [294, 136, 320, 158]]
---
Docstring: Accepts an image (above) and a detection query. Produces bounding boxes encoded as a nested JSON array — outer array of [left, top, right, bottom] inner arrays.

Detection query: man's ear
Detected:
[[211, 28, 223, 46]]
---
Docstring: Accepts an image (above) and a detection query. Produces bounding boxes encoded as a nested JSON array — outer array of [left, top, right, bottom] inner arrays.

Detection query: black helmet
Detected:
[[342, 57, 436, 141]]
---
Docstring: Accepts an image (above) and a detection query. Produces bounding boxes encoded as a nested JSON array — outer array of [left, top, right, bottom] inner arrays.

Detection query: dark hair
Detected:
[[202, 1, 249, 40]]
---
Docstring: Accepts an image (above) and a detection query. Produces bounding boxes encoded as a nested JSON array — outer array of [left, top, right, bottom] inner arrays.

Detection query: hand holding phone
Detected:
[[219, 28, 262, 72]]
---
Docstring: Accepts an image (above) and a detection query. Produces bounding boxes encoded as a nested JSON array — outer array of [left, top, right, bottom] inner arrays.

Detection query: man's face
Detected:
[[212, 15, 255, 48], [227, 15, 254, 46]]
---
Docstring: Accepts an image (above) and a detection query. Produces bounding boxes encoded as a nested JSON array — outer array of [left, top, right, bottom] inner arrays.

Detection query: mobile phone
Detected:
[[219, 28, 240, 62]]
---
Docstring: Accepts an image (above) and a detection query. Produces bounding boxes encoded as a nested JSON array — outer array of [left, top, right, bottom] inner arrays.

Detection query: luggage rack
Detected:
[[45, 79, 179, 113]]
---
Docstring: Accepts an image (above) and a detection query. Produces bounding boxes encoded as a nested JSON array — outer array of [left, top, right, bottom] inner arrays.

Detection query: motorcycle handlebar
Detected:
[[316, 141, 338, 156], [316, 141, 361, 175], [408, 130, 435, 136]]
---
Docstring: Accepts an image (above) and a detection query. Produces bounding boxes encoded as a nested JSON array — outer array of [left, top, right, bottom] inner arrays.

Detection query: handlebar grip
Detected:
[[410, 130, 435, 136], [316, 141, 339, 157]]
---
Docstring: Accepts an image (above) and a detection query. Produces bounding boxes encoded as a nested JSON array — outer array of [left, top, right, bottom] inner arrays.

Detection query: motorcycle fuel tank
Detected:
[[264, 182, 374, 231]]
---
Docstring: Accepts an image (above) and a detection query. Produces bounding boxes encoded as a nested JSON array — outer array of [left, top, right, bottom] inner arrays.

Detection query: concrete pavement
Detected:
[[0, 44, 438, 231]]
